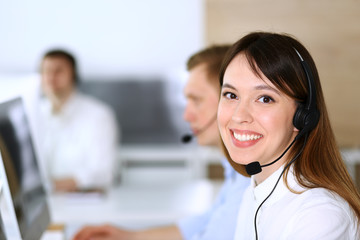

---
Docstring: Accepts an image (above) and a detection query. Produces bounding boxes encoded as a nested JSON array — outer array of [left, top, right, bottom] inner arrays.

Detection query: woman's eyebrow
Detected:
[[222, 83, 281, 95], [254, 84, 281, 95], [221, 83, 236, 90]]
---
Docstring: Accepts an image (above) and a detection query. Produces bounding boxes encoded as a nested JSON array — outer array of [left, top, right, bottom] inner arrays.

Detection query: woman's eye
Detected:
[[223, 92, 237, 99], [258, 95, 274, 103]]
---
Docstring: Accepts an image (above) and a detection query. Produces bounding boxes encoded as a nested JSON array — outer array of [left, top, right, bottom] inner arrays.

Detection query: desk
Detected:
[[118, 145, 224, 184], [48, 180, 216, 239]]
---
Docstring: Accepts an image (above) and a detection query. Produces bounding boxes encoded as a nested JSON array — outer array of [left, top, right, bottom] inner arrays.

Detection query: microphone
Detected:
[[181, 115, 217, 143], [245, 133, 300, 175], [182, 134, 193, 143]]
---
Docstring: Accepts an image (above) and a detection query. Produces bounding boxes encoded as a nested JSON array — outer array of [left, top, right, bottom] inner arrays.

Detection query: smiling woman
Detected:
[[218, 53, 298, 183], [217, 32, 360, 240]]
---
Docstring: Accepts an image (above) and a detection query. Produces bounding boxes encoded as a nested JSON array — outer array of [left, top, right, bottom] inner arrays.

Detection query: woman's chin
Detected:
[[230, 157, 252, 166]]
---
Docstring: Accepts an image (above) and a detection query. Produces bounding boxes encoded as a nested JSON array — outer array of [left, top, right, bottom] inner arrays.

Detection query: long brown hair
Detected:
[[219, 31, 360, 221]]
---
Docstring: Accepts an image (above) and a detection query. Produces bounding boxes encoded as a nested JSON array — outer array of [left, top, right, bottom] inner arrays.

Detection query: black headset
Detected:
[[252, 49, 320, 240], [245, 50, 320, 176], [292, 48, 320, 139]]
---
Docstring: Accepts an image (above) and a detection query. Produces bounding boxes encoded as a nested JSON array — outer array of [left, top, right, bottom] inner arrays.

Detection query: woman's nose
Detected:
[[231, 101, 253, 124]]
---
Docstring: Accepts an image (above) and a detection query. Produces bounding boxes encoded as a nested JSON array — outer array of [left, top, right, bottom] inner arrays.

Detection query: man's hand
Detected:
[[73, 225, 133, 240], [54, 178, 77, 192]]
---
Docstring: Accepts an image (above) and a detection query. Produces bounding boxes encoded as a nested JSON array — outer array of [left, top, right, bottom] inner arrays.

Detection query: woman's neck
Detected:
[[253, 157, 288, 185]]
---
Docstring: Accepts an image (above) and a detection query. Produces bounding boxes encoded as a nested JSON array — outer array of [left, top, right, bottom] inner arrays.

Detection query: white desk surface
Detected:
[[48, 179, 216, 238], [119, 145, 195, 161], [43, 148, 360, 239]]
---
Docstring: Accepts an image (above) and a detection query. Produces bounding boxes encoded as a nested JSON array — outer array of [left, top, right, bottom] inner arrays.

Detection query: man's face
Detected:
[[40, 56, 75, 99], [183, 64, 220, 147]]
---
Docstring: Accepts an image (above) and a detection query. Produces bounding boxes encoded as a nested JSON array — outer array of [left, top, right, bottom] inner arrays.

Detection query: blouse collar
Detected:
[[250, 165, 305, 207]]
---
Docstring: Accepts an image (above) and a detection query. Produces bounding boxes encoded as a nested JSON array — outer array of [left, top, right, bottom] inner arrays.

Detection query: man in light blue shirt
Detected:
[[73, 45, 250, 240], [178, 159, 249, 240]]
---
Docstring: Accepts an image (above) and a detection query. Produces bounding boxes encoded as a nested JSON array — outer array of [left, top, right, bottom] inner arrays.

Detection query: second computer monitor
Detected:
[[0, 97, 50, 240]]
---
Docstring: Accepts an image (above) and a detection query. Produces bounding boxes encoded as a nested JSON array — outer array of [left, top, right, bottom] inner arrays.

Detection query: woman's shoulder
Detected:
[[294, 187, 357, 225], [286, 170, 354, 217], [297, 187, 350, 211], [285, 187, 359, 238]]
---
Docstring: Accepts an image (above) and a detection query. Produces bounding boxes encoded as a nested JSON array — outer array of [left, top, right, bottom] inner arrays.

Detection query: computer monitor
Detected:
[[78, 79, 188, 145], [0, 199, 6, 240], [0, 97, 50, 240]]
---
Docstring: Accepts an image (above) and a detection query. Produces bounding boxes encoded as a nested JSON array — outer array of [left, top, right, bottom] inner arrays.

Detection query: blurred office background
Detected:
[[1, 1, 360, 237], [0, 0, 360, 192]]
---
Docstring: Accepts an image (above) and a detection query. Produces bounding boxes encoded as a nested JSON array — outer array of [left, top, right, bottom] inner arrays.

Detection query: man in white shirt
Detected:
[[73, 46, 250, 240], [38, 49, 118, 192]]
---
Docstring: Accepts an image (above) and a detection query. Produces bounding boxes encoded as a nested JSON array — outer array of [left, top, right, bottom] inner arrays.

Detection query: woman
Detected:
[[217, 32, 360, 239]]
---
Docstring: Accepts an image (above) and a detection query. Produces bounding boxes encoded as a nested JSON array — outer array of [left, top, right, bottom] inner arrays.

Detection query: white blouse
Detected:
[[234, 165, 359, 240]]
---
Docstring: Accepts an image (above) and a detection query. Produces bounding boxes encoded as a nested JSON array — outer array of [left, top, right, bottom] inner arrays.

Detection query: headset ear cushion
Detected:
[[293, 105, 306, 130], [293, 105, 320, 134]]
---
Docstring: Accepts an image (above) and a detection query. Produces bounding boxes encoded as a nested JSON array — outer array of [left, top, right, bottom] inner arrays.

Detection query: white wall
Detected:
[[0, 0, 204, 78], [0, 0, 205, 114]]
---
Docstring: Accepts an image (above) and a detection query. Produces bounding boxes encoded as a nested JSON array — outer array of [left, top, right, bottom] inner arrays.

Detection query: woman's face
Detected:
[[218, 53, 298, 183]]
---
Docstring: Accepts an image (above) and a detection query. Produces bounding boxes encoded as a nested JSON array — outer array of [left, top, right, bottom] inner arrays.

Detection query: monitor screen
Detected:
[[78, 79, 188, 145], [0, 97, 50, 240]]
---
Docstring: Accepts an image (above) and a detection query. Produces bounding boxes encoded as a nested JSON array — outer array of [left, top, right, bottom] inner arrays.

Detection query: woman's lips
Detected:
[[230, 129, 263, 148]]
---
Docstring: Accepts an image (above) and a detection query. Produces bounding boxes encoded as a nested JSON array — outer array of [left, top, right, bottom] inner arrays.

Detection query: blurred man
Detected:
[[38, 49, 118, 192], [73, 45, 250, 240]]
